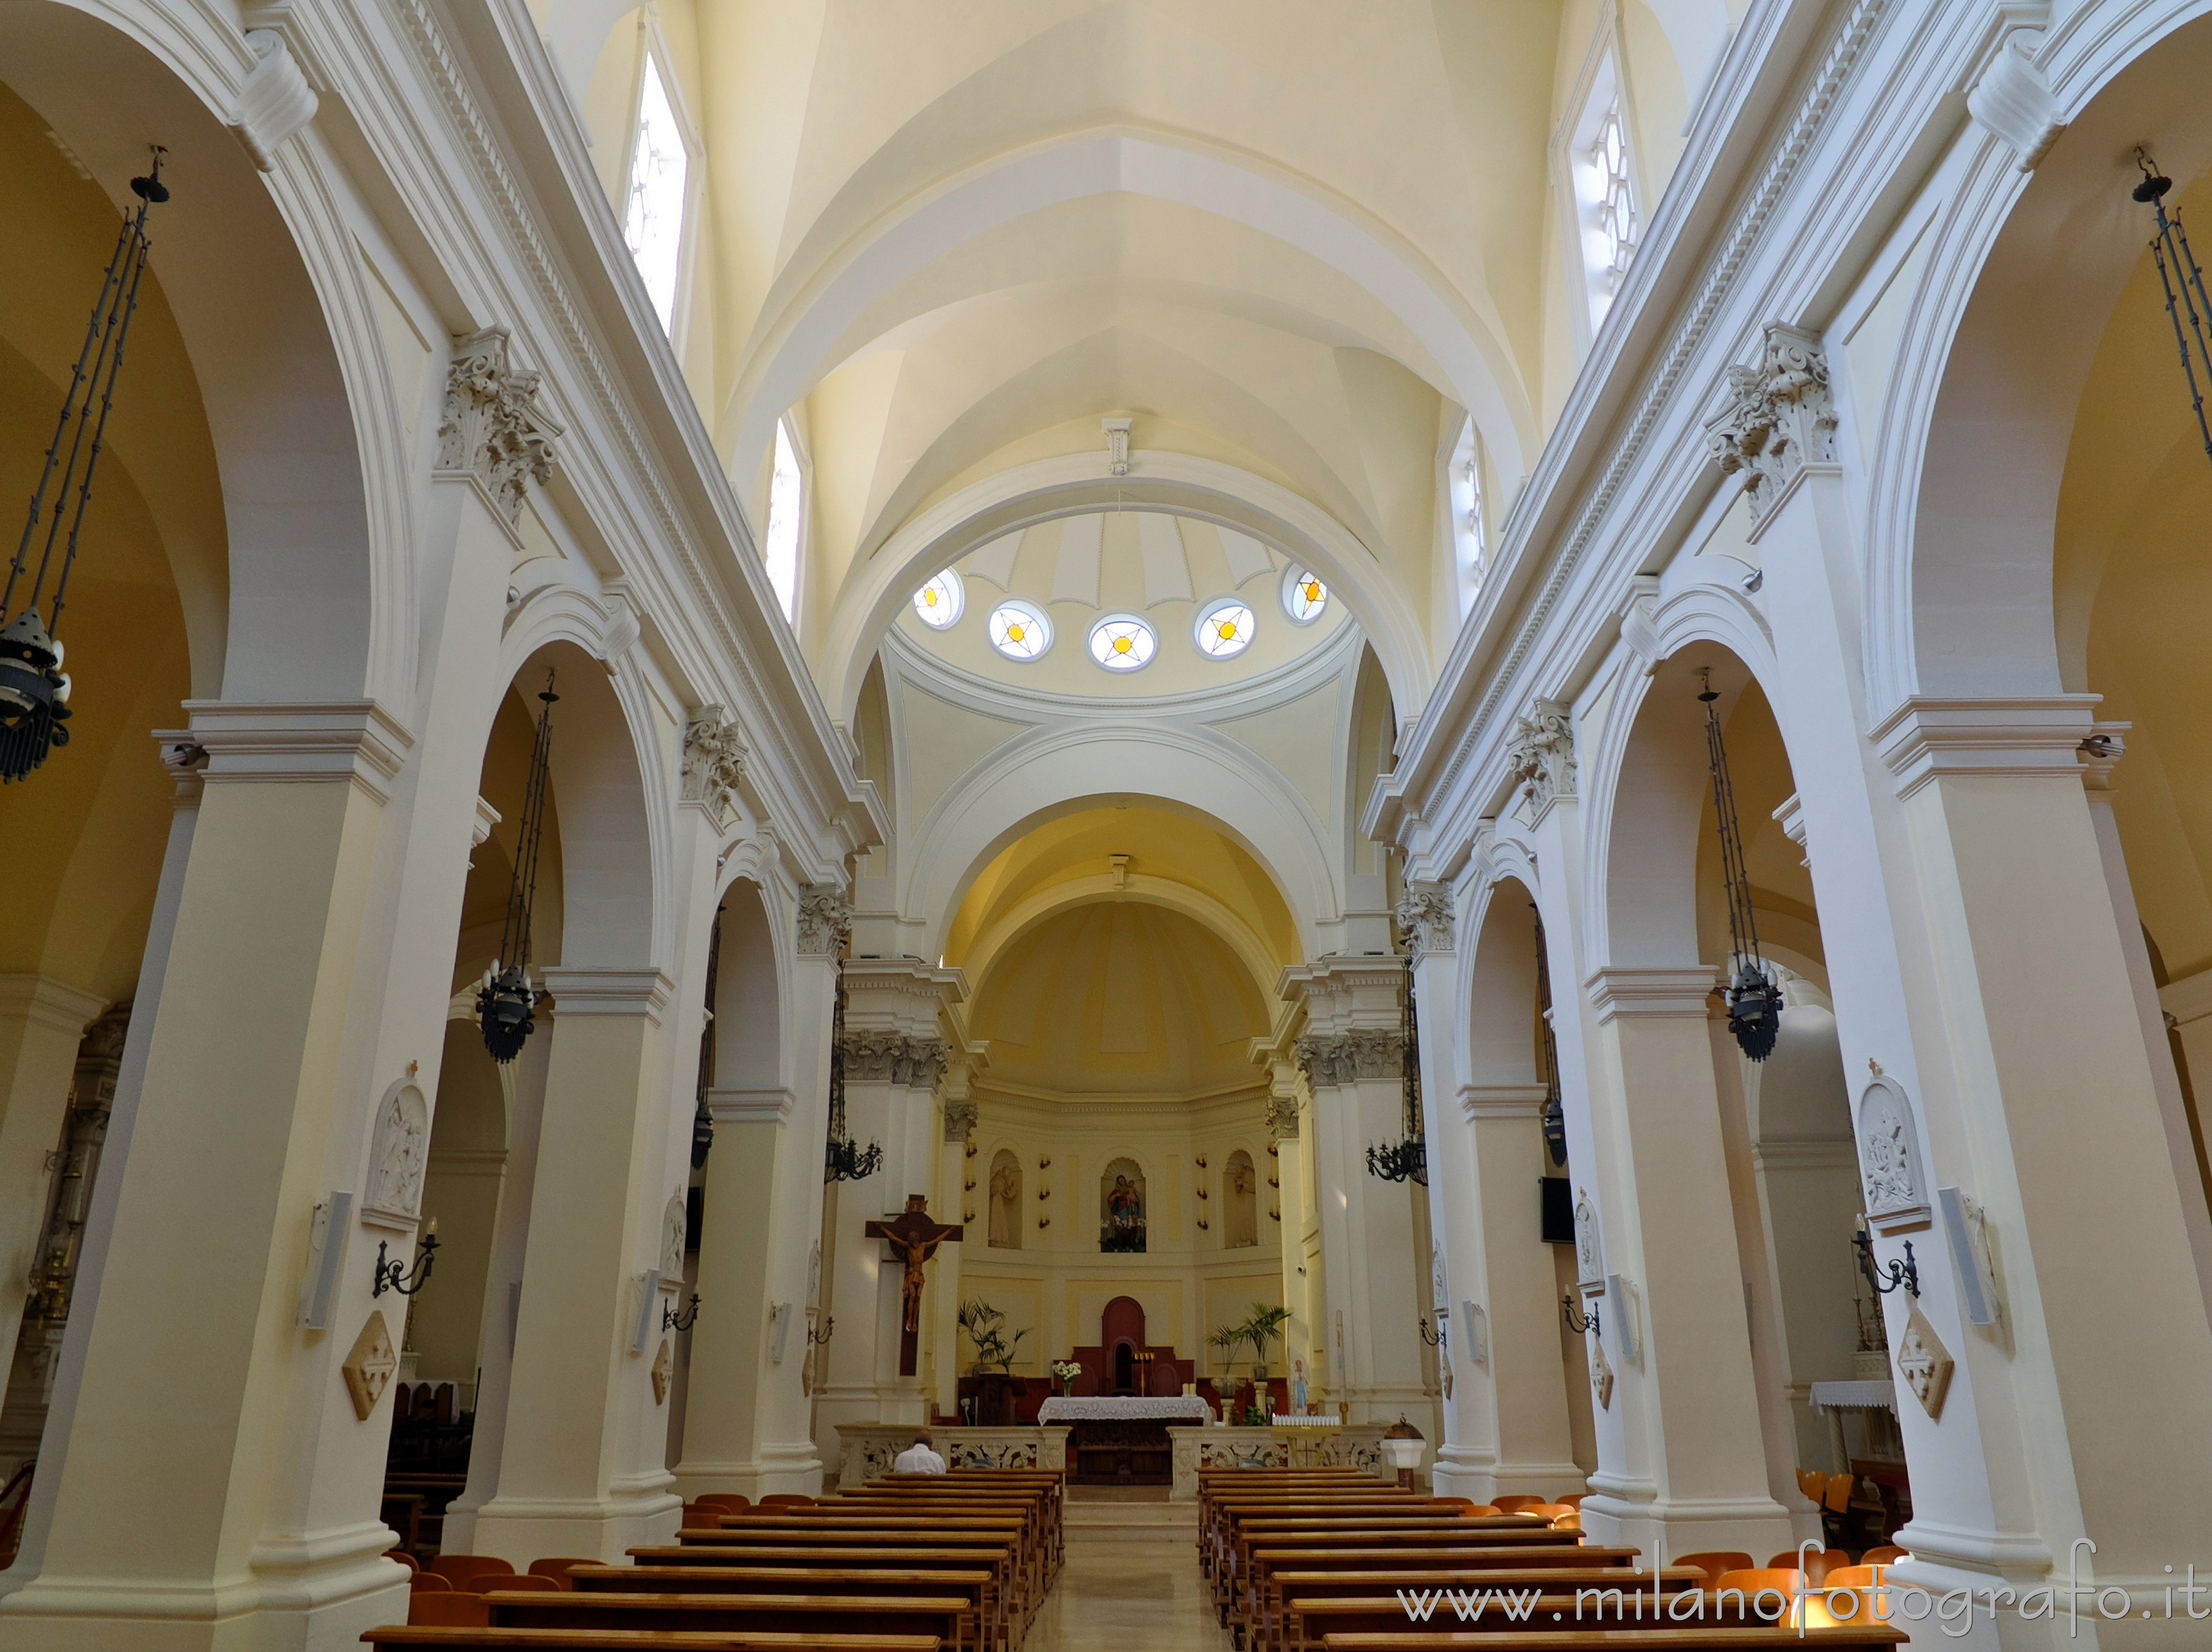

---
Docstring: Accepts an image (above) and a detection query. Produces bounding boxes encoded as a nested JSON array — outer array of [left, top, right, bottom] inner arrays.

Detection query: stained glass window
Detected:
[[913, 571, 964, 629], [1195, 599, 1256, 659], [1282, 568, 1328, 626], [622, 53, 688, 335], [1088, 614, 1156, 671], [988, 601, 1051, 660]]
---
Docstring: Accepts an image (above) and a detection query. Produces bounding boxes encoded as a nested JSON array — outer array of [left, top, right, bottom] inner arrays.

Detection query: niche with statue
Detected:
[[1223, 1149, 1259, 1248], [987, 1149, 1022, 1249], [1099, 1157, 1146, 1253]]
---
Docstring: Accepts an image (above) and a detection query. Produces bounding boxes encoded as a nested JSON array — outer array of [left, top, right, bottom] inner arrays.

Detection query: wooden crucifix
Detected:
[[864, 1194, 962, 1376]]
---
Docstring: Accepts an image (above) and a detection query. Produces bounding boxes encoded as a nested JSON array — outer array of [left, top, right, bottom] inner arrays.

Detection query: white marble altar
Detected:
[[1037, 1395, 1213, 1423]]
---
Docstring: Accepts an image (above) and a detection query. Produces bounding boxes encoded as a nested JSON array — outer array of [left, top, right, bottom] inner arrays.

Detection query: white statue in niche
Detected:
[[1223, 1151, 1259, 1248], [363, 1083, 430, 1223], [988, 1151, 1022, 1249], [1858, 1077, 1926, 1226], [1573, 1187, 1603, 1286], [661, 1189, 687, 1284]]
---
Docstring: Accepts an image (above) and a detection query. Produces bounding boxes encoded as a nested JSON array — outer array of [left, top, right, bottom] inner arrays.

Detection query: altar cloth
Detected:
[[1808, 1378, 1898, 1412], [1036, 1395, 1213, 1423]]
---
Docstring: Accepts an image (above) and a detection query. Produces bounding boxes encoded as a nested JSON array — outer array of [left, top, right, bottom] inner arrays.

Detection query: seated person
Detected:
[[892, 1432, 947, 1474]]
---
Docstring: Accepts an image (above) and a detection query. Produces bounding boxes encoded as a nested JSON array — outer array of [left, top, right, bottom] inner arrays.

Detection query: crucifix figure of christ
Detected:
[[864, 1193, 963, 1376]]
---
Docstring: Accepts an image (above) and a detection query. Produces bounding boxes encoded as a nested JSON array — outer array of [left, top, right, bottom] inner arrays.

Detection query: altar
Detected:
[[835, 1420, 1397, 1499], [1034, 1394, 1213, 1486]]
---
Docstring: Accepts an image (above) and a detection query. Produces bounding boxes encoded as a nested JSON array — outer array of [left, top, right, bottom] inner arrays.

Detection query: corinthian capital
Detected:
[[1506, 699, 1576, 815], [796, 884, 853, 955], [1704, 323, 1835, 520], [1395, 881, 1456, 956], [682, 705, 747, 824], [1295, 1030, 1405, 1088], [439, 328, 562, 523]]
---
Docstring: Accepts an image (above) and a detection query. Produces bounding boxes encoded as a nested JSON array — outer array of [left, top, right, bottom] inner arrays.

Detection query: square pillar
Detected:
[[0, 978, 109, 1387]]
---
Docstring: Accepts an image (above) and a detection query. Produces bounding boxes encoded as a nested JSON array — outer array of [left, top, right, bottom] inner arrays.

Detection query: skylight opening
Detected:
[[763, 420, 803, 625]]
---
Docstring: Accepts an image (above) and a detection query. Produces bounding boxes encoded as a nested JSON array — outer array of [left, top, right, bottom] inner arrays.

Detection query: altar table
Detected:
[[1035, 1395, 1213, 1424]]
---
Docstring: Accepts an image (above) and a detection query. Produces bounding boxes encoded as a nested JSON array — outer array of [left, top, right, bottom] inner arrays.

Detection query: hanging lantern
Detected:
[[691, 903, 722, 1169], [477, 673, 557, 1062], [1700, 672, 1785, 1060], [1, 151, 169, 783], [823, 958, 883, 1183], [1366, 961, 1428, 1184], [1531, 904, 1567, 1167], [2131, 151, 2212, 476]]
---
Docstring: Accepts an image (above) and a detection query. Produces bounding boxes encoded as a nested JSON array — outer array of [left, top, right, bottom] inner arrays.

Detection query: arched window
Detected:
[[987, 1150, 1022, 1249], [1223, 1150, 1259, 1249], [621, 46, 691, 336], [1448, 418, 1488, 617], [763, 419, 804, 625]]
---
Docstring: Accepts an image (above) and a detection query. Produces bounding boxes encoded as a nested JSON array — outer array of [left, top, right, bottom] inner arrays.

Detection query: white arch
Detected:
[[726, 129, 1535, 500], [822, 449, 1432, 721], [960, 872, 1287, 1009], [903, 721, 1342, 961]]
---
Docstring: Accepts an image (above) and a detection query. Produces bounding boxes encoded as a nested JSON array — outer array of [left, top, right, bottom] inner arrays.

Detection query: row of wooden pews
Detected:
[[363, 1467, 1064, 1652], [1195, 1468, 1906, 1652]]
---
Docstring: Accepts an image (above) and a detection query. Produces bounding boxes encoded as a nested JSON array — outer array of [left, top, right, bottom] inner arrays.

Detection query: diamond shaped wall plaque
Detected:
[[651, 1336, 674, 1404], [1896, 1304, 1953, 1420], [343, 1310, 398, 1420], [1590, 1338, 1614, 1410]]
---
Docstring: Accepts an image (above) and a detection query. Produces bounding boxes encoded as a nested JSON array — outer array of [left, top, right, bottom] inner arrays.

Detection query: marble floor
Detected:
[[1031, 1538, 1233, 1650]]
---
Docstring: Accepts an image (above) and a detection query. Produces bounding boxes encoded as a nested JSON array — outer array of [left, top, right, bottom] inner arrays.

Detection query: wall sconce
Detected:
[[1418, 1315, 1444, 1349], [807, 1314, 834, 1349], [1196, 1217, 1209, 1231], [663, 1292, 702, 1333], [1038, 1186, 1050, 1200], [1854, 1232, 1920, 1297], [1267, 1174, 1279, 1189], [1195, 1154, 1209, 1169], [964, 1176, 976, 1191], [1038, 1156, 1051, 1168], [1561, 1293, 1601, 1336], [964, 1207, 976, 1223], [1037, 1216, 1050, 1230], [373, 1221, 438, 1298], [1269, 1206, 1281, 1222], [1196, 1185, 1208, 1201], [1267, 1142, 1278, 1157], [965, 1140, 977, 1158]]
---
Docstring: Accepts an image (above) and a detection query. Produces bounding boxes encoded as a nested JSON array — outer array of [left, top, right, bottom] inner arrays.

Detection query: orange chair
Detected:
[[385, 1551, 419, 1574], [1462, 1504, 1502, 1517], [407, 1592, 490, 1628], [1491, 1494, 1544, 1513], [759, 1493, 815, 1507], [1523, 1503, 1575, 1518], [1861, 1545, 1909, 1566], [407, 1572, 452, 1594], [425, 1556, 514, 1590], [1675, 1551, 1753, 1587], [1715, 1567, 1805, 1619], [1549, 1511, 1583, 1532], [1769, 1547, 1850, 1584], [463, 1572, 557, 1594], [1823, 1565, 1884, 1587], [694, 1493, 751, 1515], [528, 1557, 599, 1590], [1556, 1492, 1588, 1509], [1797, 1468, 1828, 1502]]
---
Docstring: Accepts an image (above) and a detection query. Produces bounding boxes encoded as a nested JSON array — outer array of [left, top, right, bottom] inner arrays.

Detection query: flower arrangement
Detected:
[[1051, 1359, 1082, 1394]]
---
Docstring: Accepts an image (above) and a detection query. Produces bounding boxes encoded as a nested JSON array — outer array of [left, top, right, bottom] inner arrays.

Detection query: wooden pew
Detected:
[[1291, 1582, 1750, 1646], [622, 1550, 1013, 1652], [1206, 1494, 1442, 1586], [1222, 1518, 1571, 1622], [654, 1534, 1026, 1629], [821, 1494, 1056, 1585], [481, 1591, 969, 1646], [1320, 1630, 1904, 1651], [368, 1634, 933, 1651], [694, 1516, 1029, 1601], [1235, 1541, 1630, 1642], [1262, 1570, 1702, 1652], [569, 1569, 992, 1652]]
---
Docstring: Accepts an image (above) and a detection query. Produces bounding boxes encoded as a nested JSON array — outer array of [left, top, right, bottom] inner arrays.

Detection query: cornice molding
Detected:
[[539, 967, 674, 1021], [1871, 695, 2102, 799], [184, 700, 414, 804], [1459, 1084, 1549, 1122], [705, 1086, 795, 1124], [1585, 966, 1718, 1022]]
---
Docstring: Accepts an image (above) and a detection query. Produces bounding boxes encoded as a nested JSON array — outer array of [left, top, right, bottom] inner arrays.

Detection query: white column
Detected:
[[813, 959, 964, 1462], [1285, 957, 1428, 1425], [0, 978, 108, 1386], [1261, 1060, 1313, 1403], [935, 1075, 979, 1419]]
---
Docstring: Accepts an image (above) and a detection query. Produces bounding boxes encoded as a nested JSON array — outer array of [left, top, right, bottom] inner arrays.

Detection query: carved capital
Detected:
[[942, 1097, 980, 1144], [682, 704, 747, 823], [229, 19, 318, 171], [796, 884, 853, 955], [439, 328, 562, 523], [1505, 698, 1576, 814], [840, 1031, 950, 1091], [1394, 881, 1456, 956], [1704, 323, 1835, 521], [1294, 1030, 1404, 1088], [1264, 1090, 1301, 1142]]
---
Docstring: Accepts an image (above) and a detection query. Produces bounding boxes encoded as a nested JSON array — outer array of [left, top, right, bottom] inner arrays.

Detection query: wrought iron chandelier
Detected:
[[1367, 962, 1428, 1184], [822, 959, 883, 1183], [1532, 904, 1567, 1167], [1700, 672, 1785, 1060], [691, 902, 721, 1169], [1, 151, 169, 783], [2131, 151, 2212, 476], [476, 673, 557, 1062]]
